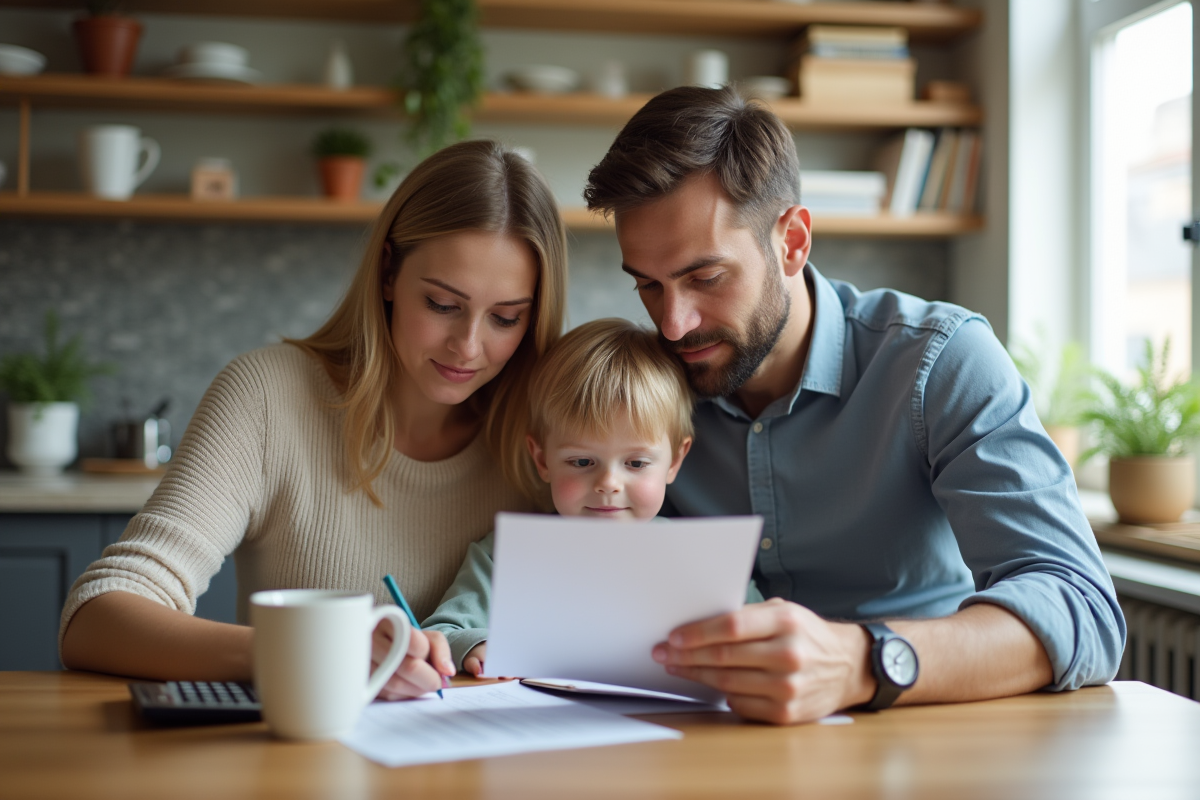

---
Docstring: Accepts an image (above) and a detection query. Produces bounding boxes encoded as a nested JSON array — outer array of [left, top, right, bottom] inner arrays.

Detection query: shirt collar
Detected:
[[707, 261, 846, 420]]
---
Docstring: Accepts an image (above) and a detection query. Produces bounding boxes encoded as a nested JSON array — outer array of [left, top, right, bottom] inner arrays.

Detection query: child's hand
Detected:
[[463, 642, 487, 676]]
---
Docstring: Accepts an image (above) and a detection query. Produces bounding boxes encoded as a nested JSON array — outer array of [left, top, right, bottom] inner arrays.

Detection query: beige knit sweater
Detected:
[[60, 344, 530, 646]]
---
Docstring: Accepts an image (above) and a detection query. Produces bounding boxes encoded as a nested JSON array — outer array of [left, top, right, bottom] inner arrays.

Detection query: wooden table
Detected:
[[2, 672, 1198, 799]]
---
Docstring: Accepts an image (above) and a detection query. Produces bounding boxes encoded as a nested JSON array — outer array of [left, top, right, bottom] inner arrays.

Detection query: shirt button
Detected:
[[760, 538, 773, 550], [752, 422, 764, 433]]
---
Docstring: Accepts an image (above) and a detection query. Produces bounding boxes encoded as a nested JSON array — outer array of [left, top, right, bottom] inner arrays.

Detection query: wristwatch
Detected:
[[861, 622, 919, 711]]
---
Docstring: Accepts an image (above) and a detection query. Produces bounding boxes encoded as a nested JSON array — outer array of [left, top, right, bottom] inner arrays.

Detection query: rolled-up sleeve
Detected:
[[919, 318, 1125, 690], [422, 532, 495, 668]]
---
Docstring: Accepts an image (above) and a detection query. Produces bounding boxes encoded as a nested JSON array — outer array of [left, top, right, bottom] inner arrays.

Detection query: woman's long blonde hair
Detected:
[[288, 140, 567, 505]]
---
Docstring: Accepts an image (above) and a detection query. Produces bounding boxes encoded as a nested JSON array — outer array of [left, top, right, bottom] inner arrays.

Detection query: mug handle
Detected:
[[133, 137, 161, 189], [364, 606, 412, 703]]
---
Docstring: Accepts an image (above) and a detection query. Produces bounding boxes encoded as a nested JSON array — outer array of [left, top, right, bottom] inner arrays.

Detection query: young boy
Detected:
[[422, 318, 763, 676]]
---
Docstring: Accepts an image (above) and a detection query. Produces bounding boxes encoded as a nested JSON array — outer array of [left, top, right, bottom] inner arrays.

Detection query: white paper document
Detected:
[[339, 681, 681, 768], [485, 513, 763, 703]]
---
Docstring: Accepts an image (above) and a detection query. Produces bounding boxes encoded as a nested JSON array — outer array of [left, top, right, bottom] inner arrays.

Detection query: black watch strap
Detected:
[[862, 622, 916, 712]]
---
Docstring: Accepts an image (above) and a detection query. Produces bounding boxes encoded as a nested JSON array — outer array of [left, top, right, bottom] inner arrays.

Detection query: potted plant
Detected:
[[0, 312, 114, 475], [74, 1, 142, 77], [1009, 335, 1092, 466], [313, 128, 371, 202], [398, 0, 484, 156], [1080, 339, 1200, 524]]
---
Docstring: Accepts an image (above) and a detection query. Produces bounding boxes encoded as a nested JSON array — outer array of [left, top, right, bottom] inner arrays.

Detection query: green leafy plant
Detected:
[[0, 311, 115, 406], [1080, 338, 1200, 461], [1009, 334, 1092, 427], [399, 0, 484, 157], [313, 128, 372, 159]]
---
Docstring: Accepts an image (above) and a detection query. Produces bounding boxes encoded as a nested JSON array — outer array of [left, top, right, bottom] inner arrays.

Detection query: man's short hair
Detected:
[[584, 86, 800, 254]]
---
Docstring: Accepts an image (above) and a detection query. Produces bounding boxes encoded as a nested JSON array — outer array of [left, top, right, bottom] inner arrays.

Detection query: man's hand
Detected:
[[463, 642, 487, 677], [372, 619, 456, 701], [651, 598, 874, 724]]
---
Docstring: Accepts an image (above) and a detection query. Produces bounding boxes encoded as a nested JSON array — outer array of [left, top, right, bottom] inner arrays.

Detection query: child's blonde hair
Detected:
[[520, 318, 694, 501]]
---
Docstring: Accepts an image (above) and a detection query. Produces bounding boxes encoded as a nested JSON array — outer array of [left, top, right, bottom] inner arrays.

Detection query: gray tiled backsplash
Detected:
[[0, 220, 946, 465]]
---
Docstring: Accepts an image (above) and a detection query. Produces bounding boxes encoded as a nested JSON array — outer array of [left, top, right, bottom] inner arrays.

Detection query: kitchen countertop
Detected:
[[0, 471, 161, 513]]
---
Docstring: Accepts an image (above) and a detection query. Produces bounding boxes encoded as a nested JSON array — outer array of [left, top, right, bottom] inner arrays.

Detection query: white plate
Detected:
[[162, 62, 262, 84], [0, 44, 46, 76], [507, 65, 580, 94]]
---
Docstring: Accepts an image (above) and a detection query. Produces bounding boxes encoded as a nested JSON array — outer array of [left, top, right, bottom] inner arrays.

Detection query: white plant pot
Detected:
[[6, 402, 80, 475]]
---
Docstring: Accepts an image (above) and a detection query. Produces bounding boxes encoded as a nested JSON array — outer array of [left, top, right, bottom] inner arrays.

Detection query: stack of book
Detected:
[[874, 128, 983, 217], [799, 170, 887, 217], [790, 25, 914, 104]]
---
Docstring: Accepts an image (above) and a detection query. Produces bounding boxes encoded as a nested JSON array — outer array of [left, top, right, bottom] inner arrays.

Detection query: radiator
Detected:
[[1117, 596, 1200, 701]]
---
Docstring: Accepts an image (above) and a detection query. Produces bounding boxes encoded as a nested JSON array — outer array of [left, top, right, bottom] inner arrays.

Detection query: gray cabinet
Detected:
[[0, 513, 237, 671]]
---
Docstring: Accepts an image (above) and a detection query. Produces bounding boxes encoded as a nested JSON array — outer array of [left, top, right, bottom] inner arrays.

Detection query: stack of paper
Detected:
[[800, 170, 887, 217], [340, 681, 682, 768]]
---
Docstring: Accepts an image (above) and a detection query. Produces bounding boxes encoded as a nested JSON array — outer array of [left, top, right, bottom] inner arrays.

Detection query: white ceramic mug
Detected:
[[79, 125, 160, 200], [251, 589, 411, 741], [686, 49, 729, 89]]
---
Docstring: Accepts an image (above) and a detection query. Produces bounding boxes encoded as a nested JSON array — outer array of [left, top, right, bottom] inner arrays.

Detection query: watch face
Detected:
[[881, 638, 918, 687]]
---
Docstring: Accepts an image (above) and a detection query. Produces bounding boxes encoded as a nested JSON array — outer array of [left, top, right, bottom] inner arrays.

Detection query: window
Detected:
[[1088, 0, 1195, 381]]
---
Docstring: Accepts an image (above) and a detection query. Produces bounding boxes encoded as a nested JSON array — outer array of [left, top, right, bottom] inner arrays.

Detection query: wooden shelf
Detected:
[[0, 192, 384, 223], [1, 76, 983, 129], [0, 193, 983, 236], [0, 74, 396, 115], [0, 1, 982, 41]]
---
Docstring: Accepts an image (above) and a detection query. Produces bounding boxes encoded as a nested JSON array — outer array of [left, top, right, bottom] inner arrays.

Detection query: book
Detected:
[[875, 129, 936, 217], [799, 170, 887, 197], [804, 25, 908, 48], [944, 130, 978, 212], [960, 134, 984, 214], [800, 170, 886, 217], [796, 56, 915, 103], [919, 129, 958, 212]]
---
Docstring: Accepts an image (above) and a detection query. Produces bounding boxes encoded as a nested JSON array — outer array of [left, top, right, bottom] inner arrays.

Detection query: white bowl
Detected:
[[507, 65, 580, 94], [0, 44, 47, 76], [740, 76, 792, 101], [178, 41, 249, 68]]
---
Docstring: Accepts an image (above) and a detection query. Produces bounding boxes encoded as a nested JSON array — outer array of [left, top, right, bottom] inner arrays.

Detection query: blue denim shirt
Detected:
[[664, 264, 1125, 691]]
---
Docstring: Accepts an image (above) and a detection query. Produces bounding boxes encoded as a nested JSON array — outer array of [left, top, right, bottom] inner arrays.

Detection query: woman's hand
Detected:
[[463, 642, 487, 677], [372, 619, 456, 701]]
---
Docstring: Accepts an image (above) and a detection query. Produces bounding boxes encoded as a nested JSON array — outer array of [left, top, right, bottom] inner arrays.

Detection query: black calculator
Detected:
[[128, 680, 262, 725]]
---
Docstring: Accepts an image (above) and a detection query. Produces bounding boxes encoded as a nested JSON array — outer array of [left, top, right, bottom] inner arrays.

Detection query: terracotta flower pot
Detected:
[[73, 15, 143, 77], [318, 156, 366, 202], [1108, 455, 1196, 524]]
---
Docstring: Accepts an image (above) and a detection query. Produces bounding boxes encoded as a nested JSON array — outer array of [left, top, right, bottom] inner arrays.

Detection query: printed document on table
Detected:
[[340, 681, 681, 768], [485, 513, 763, 703]]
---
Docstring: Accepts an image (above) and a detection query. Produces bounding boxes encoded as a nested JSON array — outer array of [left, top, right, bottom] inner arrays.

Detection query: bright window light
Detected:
[[1093, 1, 1192, 380]]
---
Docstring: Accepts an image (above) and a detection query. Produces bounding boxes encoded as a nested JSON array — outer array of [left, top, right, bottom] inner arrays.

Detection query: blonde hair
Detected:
[[288, 140, 567, 505], [521, 318, 694, 500]]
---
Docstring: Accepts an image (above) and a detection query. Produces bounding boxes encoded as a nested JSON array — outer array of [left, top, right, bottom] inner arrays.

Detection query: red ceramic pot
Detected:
[[73, 15, 143, 77], [318, 157, 366, 202]]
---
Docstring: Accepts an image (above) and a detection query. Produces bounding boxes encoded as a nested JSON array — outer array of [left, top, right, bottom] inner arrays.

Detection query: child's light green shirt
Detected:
[[422, 526, 767, 669]]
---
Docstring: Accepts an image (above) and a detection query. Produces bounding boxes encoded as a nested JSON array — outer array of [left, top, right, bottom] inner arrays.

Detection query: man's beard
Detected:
[[662, 267, 790, 399]]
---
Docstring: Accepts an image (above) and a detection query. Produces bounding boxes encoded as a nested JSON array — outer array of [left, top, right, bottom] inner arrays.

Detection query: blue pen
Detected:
[[383, 574, 446, 699]]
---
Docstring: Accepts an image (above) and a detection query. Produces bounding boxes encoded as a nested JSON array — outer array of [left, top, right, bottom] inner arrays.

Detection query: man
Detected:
[[584, 86, 1123, 725]]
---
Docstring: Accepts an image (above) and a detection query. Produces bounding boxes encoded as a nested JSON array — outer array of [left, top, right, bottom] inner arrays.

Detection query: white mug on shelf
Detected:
[[78, 125, 160, 200], [686, 49, 729, 90], [250, 589, 411, 741]]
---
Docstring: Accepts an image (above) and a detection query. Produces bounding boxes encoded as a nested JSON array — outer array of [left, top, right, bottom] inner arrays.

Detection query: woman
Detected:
[[60, 140, 567, 699]]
